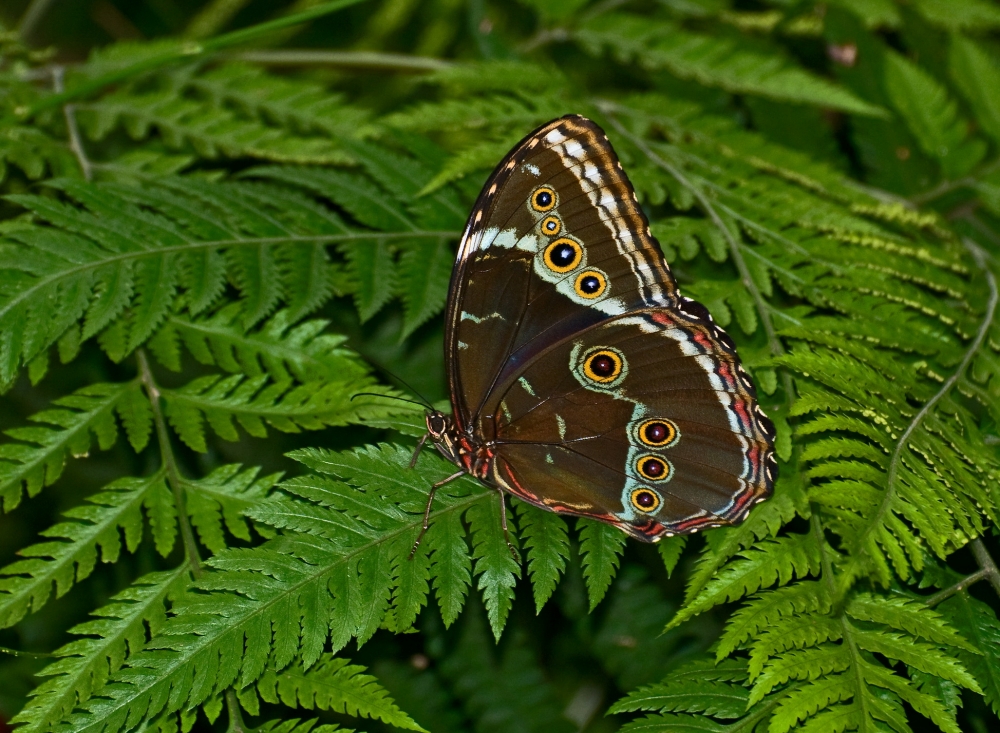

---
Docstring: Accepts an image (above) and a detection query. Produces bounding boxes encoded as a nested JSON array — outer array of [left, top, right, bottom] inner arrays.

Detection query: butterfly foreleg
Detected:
[[496, 491, 522, 564], [409, 432, 430, 468], [409, 469, 465, 560]]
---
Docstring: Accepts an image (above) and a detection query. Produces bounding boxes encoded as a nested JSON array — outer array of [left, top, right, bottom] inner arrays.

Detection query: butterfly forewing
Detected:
[[438, 115, 775, 540], [445, 117, 679, 431]]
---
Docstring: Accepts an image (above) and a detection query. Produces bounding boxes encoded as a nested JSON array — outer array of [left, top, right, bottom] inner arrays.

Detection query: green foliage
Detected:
[[3, 1, 1000, 732]]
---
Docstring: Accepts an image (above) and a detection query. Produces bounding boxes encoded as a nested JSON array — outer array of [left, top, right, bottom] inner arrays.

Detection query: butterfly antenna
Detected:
[[362, 357, 436, 409], [350, 392, 430, 409]]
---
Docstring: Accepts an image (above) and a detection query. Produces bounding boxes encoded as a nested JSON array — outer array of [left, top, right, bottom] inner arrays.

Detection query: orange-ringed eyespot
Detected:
[[531, 186, 556, 212], [630, 488, 660, 512], [545, 238, 582, 273], [574, 270, 606, 298], [583, 349, 622, 383], [541, 216, 561, 236], [635, 418, 678, 448], [636, 455, 670, 481]]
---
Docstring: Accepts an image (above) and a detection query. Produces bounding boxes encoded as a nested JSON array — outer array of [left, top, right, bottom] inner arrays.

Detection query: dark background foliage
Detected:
[[2, 1, 1000, 732]]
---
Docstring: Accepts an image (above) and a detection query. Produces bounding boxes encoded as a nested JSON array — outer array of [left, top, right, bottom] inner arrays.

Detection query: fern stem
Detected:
[[970, 538, 1000, 599], [136, 349, 204, 578], [856, 240, 998, 572], [223, 49, 452, 72], [15, 0, 56, 44], [225, 688, 248, 733], [51, 67, 93, 182], [925, 568, 989, 607]]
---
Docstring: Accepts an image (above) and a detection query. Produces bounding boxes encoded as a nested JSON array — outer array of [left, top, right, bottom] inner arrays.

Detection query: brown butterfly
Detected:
[[411, 115, 776, 554]]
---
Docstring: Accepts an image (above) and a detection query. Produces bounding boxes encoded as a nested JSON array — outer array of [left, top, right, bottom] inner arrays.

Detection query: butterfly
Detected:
[[410, 115, 776, 553]]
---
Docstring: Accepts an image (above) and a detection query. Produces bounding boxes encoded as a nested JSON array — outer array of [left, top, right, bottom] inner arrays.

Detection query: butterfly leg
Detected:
[[496, 491, 522, 564], [409, 433, 430, 468], [409, 470, 464, 560]]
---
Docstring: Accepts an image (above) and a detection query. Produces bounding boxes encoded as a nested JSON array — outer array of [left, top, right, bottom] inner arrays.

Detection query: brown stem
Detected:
[[136, 349, 203, 578], [970, 538, 1000, 598], [51, 67, 93, 181], [926, 569, 989, 607]]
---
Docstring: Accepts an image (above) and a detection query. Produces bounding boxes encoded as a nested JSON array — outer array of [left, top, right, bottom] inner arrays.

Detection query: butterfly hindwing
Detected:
[[484, 307, 775, 540]]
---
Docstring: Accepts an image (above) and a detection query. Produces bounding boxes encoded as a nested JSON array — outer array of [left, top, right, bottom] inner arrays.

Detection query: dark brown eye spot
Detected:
[[590, 355, 614, 376], [636, 455, 671, 482], [577, 347, 626, 386], [544, 238, 582, 273], [630, 488, 661, 512], [574, 270, 606, 299], [636, 418, 678, 447], [531, 186, 557, 212]]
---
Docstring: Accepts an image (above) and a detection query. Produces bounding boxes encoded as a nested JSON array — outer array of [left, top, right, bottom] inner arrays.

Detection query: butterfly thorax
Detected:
[[425, 411, 493, 480]]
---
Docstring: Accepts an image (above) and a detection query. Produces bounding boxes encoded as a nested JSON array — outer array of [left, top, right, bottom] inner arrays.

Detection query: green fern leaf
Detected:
[[939, 591, 1000, 717], [256, 655, 427, 731], [154, 305, 369, 383], [0, 381, 139, 512], [426, 508, 472, 628], [52, 445, 495, 732], [162, 374, 397, 451], [671, 534, 822, 629], [882, 49, 983, 177], [183, 464, 279, 554], [11, 564, 190, 733], [466, 496, 521, 640], [609, 658, 749, 717], [0, 470, 175, 629], [576, 14, 885, 116], [515, 499, 569, 613], [948, 34, 1000, 145], [578, 518, 626, 610]]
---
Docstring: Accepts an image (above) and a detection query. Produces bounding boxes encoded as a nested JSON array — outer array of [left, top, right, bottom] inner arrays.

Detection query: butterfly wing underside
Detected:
[[443, 115, 776, 539]]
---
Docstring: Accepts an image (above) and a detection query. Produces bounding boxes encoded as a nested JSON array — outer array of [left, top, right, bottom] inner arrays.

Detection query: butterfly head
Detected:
[[425, 410, 451, 440]]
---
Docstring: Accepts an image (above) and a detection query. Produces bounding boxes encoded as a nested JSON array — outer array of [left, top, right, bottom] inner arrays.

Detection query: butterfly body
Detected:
[[422, 115, 776, 543]]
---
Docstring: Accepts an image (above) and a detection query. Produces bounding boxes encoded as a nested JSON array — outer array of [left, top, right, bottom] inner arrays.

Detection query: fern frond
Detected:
[[0, 380, 147, 512], [514, 499, 569, 614], [76, 87, 353, 165], [670, 534, 822, 629], [162, 374, 397, 451], [183, 464, 279, 554], [576, 14, 884, 115], [608, 658, 749, 717], [939, 591, 1000, 717], [0, 125, 79, 183], [578, 518, 626, 610], [882, 50, 983, 178], [467, 496, 521, 640], [255, 655, 426, 731], [0, 470, 175, 628], [51, 446, 498, 732], [11, 565, 191, 733], [151, 305, 368, 383]]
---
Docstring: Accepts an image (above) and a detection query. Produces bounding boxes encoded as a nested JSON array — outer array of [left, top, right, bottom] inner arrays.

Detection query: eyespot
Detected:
[[545, 238, 582, 273], [636, 455, 671, 482], [582, 348, 623, 383], [630, 488, 661, 513], [541, 216, 562, 236], [635, 419, 678, 448], [531, 186, 557, 212], [574, 270, 606, 299]]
